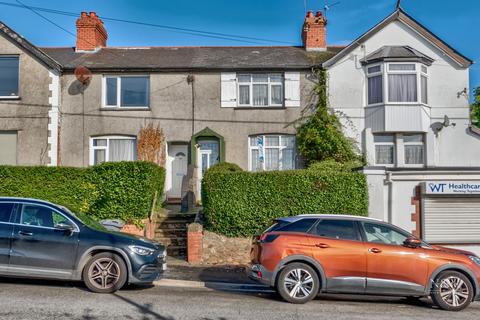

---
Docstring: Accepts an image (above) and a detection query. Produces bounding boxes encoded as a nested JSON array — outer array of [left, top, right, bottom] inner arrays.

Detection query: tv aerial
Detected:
[[324, 1, 341, 18]]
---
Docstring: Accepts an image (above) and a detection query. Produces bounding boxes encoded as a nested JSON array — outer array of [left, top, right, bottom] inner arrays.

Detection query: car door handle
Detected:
[[369, 247, 382, 253], [18, 231, 33, 237], [315, 243, 330, 249]]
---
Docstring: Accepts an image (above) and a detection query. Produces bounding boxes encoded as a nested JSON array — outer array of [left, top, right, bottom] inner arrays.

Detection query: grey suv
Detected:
[[0, 197, 166, 293]]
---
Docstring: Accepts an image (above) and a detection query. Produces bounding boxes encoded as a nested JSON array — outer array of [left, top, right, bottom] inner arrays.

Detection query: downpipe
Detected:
[[385, 172, 393, 223]]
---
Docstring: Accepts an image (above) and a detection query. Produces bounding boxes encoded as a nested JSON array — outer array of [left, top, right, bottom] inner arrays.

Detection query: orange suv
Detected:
[[250, 214, 480, 311]]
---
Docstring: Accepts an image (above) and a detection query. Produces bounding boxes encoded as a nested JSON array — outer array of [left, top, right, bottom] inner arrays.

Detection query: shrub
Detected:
[[207, 162, 243, 173], [89, 161, 165, 223], [202, 162, 368, 237], [308, 160, 363, 173], [0, 162, 165, 224]]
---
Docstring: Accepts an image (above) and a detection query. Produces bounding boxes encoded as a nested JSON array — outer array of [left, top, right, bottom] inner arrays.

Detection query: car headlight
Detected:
[[469, 255, 480, 265], [129, 245, 155, 256]]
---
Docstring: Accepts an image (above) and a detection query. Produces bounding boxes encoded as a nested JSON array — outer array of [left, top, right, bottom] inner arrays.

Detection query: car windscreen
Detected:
[[57, 205, 107, 231]]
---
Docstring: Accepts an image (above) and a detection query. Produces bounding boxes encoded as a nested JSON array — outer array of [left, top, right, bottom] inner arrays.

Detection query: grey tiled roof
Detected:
[[360, 45, 434, 65], [40, 46, 343, 71]]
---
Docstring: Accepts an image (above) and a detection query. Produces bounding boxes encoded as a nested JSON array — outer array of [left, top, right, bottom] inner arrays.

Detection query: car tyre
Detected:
[[276, 263, 319, 304], [431, 271, 473, 311], [83, 252, 127, 293]]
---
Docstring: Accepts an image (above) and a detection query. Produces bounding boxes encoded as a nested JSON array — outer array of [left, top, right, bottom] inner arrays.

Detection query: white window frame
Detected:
[[366, 63, 383, 106], [248, 134, 296, 171], [89, 135, 137, 166], [102, 75, 150, 108], [365, 62, 429, 107], [0, 55, 20, 99], [373, 134, 396, 167], [237, 73, 284, 107], [402, 133, 425, 168], [373, 133, 425, 167]]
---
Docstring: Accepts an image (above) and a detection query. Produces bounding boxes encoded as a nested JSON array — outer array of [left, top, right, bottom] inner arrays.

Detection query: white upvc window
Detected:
[[0, 56, 20, 99], [373, 133, 425, 167], [248, 134, 296, 172], [102, 75, 150, 108], [90, 136, 137, 165], [237, 73, 284, 107], [366, 63, 428, 106]]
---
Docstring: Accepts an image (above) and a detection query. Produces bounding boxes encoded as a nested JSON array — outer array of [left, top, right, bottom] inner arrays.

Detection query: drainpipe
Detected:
[[386, 172, 393, 223]]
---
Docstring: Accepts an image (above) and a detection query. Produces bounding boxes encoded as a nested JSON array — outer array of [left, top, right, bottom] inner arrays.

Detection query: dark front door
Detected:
[[9, 203, 79, 279], [308, 219, 367, 293], [0, 202, 15, 267]]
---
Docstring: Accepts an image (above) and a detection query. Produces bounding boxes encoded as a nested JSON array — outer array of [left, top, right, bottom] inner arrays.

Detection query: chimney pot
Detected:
[[306, 10, 314, 18], [315, 11, 323, 17]]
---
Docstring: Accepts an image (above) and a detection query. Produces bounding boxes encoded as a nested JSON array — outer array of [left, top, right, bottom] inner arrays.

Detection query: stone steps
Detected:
[[153, 206, 197, 258]]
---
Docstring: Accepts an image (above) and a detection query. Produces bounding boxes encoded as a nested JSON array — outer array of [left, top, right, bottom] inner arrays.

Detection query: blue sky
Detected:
[[1, 0, 478, 98]]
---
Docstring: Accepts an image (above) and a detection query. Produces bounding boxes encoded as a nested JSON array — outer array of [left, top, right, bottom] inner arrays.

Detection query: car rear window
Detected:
[[0, 203, 14, 223], [267, 218, 318, 233], [313, 219, 359, 241]]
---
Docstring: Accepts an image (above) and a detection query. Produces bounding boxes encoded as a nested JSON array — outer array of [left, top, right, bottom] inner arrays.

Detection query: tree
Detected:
[[472, 87, 480, 127], [296, 69, 360, 165]]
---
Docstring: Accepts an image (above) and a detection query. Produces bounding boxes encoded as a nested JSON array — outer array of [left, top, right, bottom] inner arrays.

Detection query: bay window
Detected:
[[90, 136, 137, 165], [366, 63, 428, 106], [403, 133, 424, 165], [238, 74, 283, 107], [374, 134, 395, 165], [103, 76, 150, 108], [249, 134, 295, 171]]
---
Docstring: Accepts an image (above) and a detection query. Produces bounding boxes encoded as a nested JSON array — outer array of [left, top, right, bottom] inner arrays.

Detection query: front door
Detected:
[[197, 139, 220, 195], [308, 219, 367, 293], [9, 203, 79, 279], [168, 144, 188, 199], [359, 221, 429, 295]]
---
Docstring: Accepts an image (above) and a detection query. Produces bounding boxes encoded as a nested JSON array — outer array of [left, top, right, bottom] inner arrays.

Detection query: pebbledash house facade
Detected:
[[1, 8, 480, 253]]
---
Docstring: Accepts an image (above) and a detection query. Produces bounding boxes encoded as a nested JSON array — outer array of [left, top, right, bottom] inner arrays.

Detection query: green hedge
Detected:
[[0, 161, 165, 223], [202, 162, 368, 237]]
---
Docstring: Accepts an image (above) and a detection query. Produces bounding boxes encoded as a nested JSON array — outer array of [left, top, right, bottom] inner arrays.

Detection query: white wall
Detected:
[[327, 20, 479, 166]]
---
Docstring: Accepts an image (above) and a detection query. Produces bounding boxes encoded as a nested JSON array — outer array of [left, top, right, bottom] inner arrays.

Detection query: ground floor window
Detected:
[[373, 133, 424, 167], [249, 134, 296, 172], [90, 136, 137, 165]]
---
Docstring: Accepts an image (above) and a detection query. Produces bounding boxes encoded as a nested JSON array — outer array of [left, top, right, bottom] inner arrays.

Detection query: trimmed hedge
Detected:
[[202, 162, 368, 237], [0, 161, 165, 223]]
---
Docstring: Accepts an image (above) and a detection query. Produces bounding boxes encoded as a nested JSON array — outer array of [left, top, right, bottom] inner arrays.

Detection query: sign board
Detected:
[[424, 181, 480, 195]]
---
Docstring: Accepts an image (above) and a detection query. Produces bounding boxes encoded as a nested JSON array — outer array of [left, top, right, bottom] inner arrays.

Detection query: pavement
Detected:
[[0, 276, 479, 320]]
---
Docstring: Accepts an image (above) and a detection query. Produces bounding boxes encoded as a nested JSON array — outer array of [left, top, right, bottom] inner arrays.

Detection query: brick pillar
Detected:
[[187, 223, 203, 264], [411, 185, 422, 238]]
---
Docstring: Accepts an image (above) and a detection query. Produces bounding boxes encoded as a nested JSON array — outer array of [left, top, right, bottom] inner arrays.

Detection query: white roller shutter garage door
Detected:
[[423, 197, 480, 243]]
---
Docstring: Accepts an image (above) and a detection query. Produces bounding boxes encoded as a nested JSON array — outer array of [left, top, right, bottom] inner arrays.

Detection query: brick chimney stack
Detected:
[[302, 10, 327, 51], [76, 12, 108, 52]]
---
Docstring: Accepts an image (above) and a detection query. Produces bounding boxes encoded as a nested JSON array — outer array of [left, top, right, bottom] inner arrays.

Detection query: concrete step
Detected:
[[155, 228, 187, 237], [155, 237, 187, 247], [166, 246, 187, 257]]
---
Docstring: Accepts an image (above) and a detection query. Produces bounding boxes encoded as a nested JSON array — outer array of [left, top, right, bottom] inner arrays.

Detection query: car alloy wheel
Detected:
[[284, 268, 314, 299], [276, 263, 319, 304], [438, 276, 470, 308], [88, 257, 121, 290], [431, 271, 473, 311]]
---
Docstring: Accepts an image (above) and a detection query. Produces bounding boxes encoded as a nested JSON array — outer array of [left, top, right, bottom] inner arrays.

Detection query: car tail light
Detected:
[[260, 234, 280, 243]]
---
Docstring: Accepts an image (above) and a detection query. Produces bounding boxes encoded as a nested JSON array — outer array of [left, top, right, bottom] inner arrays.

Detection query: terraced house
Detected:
[[1, 7, 479, 253]]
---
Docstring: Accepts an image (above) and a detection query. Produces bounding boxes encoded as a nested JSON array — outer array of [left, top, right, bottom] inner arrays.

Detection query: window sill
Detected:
[[100, 107, 151, 111], [234, 106, 286, 110], [0, 96, 20, 101]]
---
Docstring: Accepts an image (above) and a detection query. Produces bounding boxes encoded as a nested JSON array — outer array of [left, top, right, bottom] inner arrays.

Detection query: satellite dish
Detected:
[[443, 115, 450, 127], [74, 66, 92, 85]]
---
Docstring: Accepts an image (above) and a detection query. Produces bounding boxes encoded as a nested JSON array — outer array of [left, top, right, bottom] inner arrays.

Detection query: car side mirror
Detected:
[[403, 237, 422, 248], [55, 223, 75, 233]]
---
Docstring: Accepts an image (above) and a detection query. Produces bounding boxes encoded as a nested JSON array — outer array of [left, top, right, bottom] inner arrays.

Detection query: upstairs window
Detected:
[[90, 136, 137, 165], [0, 56, 19, 98], [103, 76, 149, 108], [238, 74, 284, 107], [366, 63, 428, 106]]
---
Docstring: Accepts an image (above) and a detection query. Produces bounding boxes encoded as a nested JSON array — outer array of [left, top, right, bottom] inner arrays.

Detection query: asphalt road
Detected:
[[0, 277, 479, 320]]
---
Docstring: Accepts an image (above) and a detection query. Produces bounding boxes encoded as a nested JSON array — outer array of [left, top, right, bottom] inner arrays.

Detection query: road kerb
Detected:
[[153, 279, 273, 292]]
